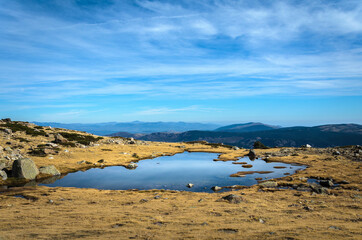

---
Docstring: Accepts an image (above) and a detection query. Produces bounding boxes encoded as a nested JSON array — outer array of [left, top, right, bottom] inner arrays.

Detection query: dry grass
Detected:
[[0, 124, 361, 239]]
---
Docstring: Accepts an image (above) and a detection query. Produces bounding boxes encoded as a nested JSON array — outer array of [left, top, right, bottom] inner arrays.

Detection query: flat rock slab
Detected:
[[39, 165, 61, 176]]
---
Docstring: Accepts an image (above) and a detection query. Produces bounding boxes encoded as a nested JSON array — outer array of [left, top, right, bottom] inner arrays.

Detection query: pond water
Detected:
[[38, 152, 306, 192]]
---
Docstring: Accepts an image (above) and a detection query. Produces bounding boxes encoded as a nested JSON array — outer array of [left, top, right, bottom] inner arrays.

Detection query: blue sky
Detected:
[[0, 0, 361, 126]]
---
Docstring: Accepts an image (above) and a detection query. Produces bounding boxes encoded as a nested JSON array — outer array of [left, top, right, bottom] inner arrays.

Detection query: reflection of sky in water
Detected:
[[40, 152, 306, 192]]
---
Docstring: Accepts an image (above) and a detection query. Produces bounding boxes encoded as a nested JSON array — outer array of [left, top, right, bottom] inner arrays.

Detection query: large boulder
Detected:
[[39, 165, 61, 176], [12, 158, 39, 180]]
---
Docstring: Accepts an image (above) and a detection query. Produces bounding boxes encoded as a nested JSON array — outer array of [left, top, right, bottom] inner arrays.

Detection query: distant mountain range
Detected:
[[33, 121, 221, 135], [109, 123, 362, 148], [214, 122, 281, 132], [33, 121, 362, 148]]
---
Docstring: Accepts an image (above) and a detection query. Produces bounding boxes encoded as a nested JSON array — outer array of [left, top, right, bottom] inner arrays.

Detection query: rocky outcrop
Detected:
[[53, 134, 68, 144], [12, 158, 39, 180], [39, 165, 61, 176]]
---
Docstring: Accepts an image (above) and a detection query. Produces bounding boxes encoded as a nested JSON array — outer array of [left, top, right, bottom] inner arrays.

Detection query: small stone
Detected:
[[186, 183, 194, 188], [4, 147, 12, 152], [259, 218, 265, 224], [232, 146, 239, 150], [125, 163, 138, 169], [221, 194, 243, 204], [328, 226, 341, 230], [303, 205, 313, 211], [112, 223, 124, 228], [299, 177, 308, 182], [139, 199, 148, 203], [154, 195, 161, 199], [97, 159, 105, 163], [211, 186, 222, 191], [48, 199, 54, 204], [332, 150, 341, 155], [77, 160, 86, 164]]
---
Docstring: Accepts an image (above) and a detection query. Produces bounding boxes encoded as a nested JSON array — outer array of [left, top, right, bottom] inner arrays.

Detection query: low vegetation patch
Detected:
[[57, 142, 76, 147], [13, 137, 30, 143], [3, 122, 47, 137], [58, 132, 103, 146], [101, 149, 112, 151], [253, 141, 270, 149]]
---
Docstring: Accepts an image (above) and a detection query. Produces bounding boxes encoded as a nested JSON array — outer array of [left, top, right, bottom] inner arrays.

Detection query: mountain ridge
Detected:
[[109, 123, 362, 148], [214, 122, 281, 132]]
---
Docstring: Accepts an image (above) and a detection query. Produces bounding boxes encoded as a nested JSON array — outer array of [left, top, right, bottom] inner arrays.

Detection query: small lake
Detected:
[[39, 152, 306, 192]]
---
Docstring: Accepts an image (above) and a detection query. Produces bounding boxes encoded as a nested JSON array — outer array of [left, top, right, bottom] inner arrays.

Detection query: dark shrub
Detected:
[[253, 141, 269, 149]]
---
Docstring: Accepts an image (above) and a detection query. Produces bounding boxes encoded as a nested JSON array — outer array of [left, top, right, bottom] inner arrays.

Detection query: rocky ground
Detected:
[[0, 119, 361, 239]]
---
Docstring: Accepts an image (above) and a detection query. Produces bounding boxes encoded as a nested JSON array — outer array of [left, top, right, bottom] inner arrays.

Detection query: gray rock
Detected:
[[12, 158, 39, 180], [211, 186, 222, 191], [259, 181, 278, 188], [232, 146, 239, 150], [46, 142, 58, 148], [0, 170, 7, 180], [4, 147, 12, 152], [39, 165, 61, 176], [309, 183, 330, 194], [3, 128, 12, 135], [221, 194, 243, 204], [125, 163, 138, 169], [248, 150, 256, 160], [332, 150, 341, 155], [186, 183, 194, 188], [53, 134, 68, 144]]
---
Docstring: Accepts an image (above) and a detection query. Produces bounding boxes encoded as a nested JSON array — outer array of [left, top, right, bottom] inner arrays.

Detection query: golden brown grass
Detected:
[[0, 125, 361, 239]]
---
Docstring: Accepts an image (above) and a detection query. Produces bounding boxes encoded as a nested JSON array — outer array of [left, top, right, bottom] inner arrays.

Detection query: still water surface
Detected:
[[41, 152, 305, 192]]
